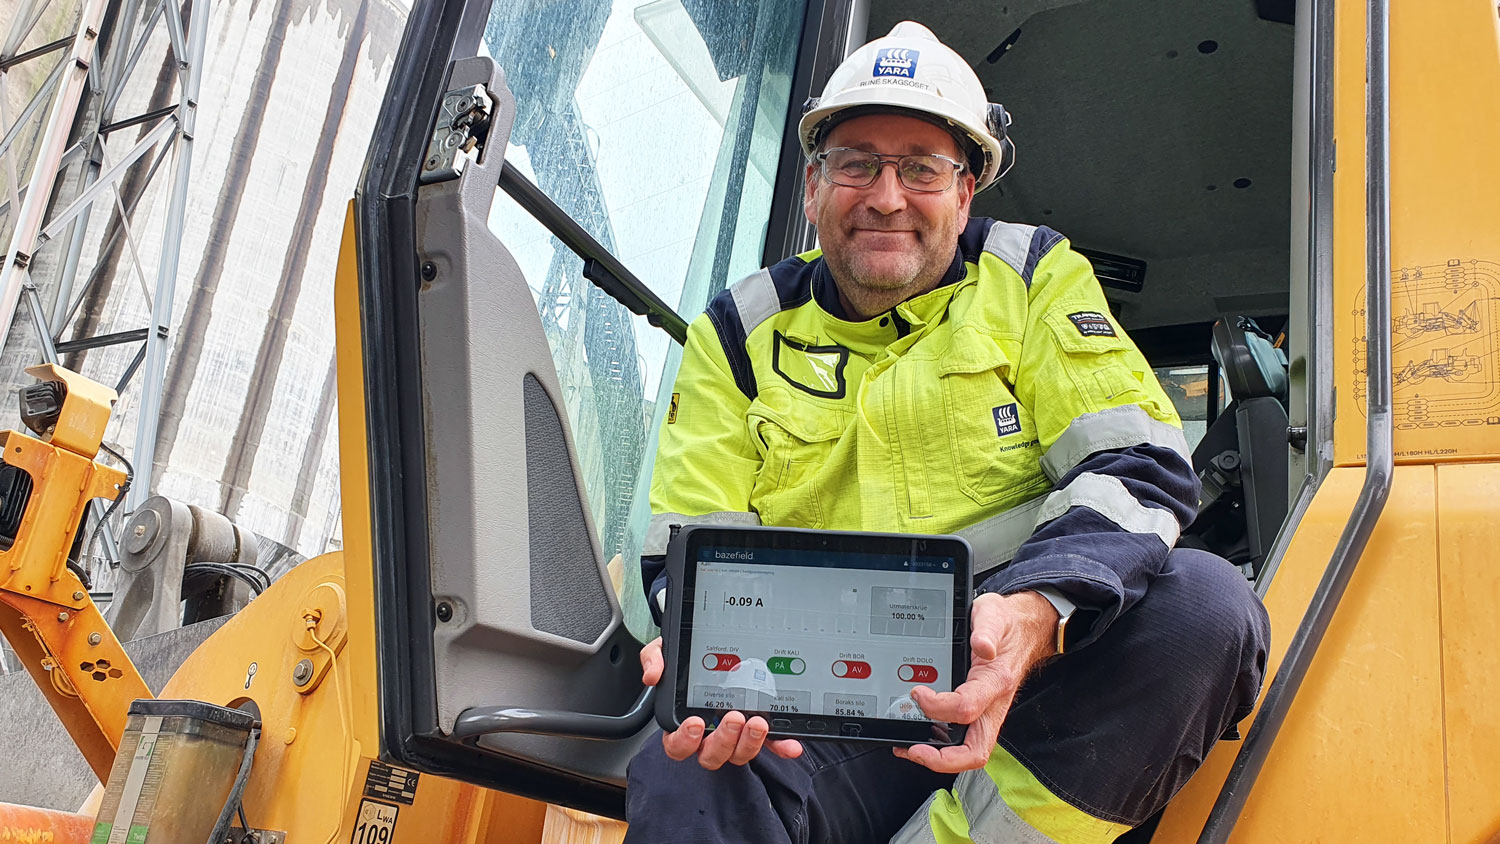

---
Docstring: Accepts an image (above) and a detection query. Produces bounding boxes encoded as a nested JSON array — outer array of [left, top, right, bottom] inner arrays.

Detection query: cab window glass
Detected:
[[481, 0, 807, 638], [1154, 364, 1212, 452]]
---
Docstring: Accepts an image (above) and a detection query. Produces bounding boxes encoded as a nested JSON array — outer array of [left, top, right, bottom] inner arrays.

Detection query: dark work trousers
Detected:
[[624, 548, 1271, 844]]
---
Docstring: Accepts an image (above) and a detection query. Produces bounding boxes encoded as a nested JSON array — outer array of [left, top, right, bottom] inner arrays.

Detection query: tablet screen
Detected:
[[670, 529, 969, 742]]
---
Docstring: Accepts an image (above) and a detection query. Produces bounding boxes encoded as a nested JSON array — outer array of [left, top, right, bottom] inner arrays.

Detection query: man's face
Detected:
[[804, 114, 975, 310]]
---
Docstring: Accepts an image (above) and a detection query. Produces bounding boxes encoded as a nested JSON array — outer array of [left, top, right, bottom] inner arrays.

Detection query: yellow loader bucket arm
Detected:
[[0, 365, 151, 782]]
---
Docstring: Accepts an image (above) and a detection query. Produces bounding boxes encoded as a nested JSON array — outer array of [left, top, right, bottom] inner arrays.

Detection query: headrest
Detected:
[[1212, 317, 1288, 402]]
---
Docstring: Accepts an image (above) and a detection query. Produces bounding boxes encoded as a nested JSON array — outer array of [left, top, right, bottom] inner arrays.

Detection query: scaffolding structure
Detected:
[[0, 0, 211, 569]]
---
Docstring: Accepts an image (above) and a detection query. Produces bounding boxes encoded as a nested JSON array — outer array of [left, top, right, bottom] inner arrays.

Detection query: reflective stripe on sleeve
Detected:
[[643, 511, 762, 557], [729, 268, 780, 338], [982, 221, 1037, 279], [1040, 405, 1191, 484], [888, 745, 1130, 844], [957, 495, 1048, 577], [1035, 472, 1181, 548]]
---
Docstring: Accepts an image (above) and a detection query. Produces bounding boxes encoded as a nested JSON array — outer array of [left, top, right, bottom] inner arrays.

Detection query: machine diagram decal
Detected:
[[1355, 259, 1500, 428]]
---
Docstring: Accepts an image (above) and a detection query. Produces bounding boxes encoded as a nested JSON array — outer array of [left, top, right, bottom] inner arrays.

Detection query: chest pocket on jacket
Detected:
[[746, 387, 850, 529], [938, 338, 1049, 508], [1041, 306, 1177, 421]]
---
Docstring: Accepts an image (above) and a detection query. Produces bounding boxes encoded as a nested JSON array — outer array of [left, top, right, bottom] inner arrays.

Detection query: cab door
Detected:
[[348, 0, 857, 818]]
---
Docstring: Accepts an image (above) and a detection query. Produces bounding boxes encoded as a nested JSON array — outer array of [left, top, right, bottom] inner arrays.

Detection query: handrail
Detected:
[[1196, 0, 1394, 839], [496, 161, 689, 345], [452, 686, 656, 741]]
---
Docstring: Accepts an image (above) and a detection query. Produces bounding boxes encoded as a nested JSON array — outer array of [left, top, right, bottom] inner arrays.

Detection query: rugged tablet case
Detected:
[[653, 524, 972, 748], [654, 522, 691, 734]]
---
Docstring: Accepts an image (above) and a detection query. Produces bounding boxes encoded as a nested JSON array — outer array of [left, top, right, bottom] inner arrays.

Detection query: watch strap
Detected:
[[1032, 586, 1077, 656]]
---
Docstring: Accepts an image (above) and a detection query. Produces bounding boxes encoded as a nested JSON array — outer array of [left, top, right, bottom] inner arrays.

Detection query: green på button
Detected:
[[767, 657, 806, 675]]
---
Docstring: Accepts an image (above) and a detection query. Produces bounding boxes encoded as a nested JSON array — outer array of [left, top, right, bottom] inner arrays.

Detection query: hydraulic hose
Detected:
[[205, 724, 261, 844]]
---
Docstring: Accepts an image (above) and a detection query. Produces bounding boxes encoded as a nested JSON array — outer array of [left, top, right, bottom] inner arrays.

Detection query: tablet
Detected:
[[656, 524, 972, 747]]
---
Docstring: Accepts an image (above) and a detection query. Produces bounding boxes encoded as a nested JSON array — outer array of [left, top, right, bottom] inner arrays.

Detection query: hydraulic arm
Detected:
[[0, 365, 151, 782]]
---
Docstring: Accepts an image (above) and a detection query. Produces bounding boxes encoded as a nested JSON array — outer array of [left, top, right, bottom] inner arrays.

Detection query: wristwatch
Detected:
[[1032, 587, 1078, 656]]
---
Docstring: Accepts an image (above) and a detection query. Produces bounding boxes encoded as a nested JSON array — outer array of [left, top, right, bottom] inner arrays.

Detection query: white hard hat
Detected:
[[799, 21, 1015, 192]]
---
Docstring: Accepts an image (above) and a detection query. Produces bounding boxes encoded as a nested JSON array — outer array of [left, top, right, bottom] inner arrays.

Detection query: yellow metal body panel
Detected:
[[1333, 0, 1500, 466], [334, 204, 384, 757], [1154, 467, 1454, 841], [1434, 464, 1500, 844], [156, 554, 356, 839], [155, 547, 547, 844]]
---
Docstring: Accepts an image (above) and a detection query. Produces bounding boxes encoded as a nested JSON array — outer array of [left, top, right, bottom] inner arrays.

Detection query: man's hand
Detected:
[[894, 591, 1059, 773], [639, 636, 804, 768]]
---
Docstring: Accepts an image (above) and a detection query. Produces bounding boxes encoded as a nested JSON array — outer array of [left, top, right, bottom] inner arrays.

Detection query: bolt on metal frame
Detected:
[[0, 0, 213, 582]]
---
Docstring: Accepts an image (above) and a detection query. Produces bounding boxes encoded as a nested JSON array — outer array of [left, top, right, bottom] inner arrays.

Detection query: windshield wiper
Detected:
[[497, 161, 689, 345]]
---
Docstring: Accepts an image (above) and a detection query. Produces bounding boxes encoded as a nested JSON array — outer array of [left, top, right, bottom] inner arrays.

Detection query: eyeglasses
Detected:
[[814, 148, 966, 192]]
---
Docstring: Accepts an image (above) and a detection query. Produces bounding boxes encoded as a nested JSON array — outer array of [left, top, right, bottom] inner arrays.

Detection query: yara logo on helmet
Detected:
[[873, 47, 919, 78]]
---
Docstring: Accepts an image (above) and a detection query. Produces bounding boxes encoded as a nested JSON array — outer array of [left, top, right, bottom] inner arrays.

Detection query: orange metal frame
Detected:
[[0, 366, 151, 782]]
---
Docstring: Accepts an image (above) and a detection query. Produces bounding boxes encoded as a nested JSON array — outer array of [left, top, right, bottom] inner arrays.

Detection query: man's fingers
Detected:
[[663, 711, 790, 767], [969, 594, 1009, 660], [727, 716, 769, 766], [661, 717, 705, 761], [640, 637, 664, 687], [897, 738, 991, 773], [970, 629, 998, 661], [896, 707, 1004, 773], [767, 738, 804, 759], [697, 711, 745, 770], [912, 666, 1013, 725], [911, 686, 981, 723]]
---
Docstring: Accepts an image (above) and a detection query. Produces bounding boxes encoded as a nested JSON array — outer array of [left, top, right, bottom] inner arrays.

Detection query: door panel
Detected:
[[354, 0, 831, 816], [414, 56, 644, 783]]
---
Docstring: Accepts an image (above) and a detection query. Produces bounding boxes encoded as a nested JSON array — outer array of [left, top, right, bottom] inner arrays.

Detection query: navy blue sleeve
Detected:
[[976, 443, 1200, 650], [642, 554, 669, 627]]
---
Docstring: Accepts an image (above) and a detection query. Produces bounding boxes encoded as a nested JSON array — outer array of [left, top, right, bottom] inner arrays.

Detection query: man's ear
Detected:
[[955, 171, 976, 219], [803, 160, 820, 225]]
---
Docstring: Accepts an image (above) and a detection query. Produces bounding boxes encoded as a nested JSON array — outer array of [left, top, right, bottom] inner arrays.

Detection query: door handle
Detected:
[[452, 685, 656, 741]]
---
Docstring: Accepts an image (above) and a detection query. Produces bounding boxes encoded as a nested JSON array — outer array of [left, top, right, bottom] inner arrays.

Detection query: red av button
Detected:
[[831, 660, 871, 679], [898, 664, 938, 683], [702, 653, 740, 671]]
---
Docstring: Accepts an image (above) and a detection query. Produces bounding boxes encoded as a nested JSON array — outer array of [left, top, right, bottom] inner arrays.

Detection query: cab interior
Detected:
[[864, 6, 1300, 832], [865, 0, 1299, 582]]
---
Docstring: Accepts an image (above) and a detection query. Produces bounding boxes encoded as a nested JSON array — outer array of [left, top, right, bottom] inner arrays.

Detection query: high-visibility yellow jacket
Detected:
[[644, 217, 1198, 649]]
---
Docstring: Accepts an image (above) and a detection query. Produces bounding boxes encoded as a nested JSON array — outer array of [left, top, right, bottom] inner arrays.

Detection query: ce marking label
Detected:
[[350, 799, 398, 844]]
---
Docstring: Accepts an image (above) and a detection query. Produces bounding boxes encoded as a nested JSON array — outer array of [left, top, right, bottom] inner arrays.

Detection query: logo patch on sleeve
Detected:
[[1066, 311, 1117, 337], [667, 393, 679, 424], [992, 403, 1022, 437], [873, 48, 919, 78]]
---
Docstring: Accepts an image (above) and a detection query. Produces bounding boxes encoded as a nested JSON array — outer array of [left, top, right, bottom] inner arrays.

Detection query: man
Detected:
[[625, 21, 1269, 844]]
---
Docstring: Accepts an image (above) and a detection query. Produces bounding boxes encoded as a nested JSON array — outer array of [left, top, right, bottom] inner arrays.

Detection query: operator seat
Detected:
[[1181, 318, 1290, 579]]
